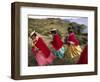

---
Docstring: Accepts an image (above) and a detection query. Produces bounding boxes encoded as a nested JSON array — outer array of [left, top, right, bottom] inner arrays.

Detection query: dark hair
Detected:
[[31, 33, 37, 38], [51, 30, 57, 34], [67, 27, 73, 33], [33, 33, 37, 36]]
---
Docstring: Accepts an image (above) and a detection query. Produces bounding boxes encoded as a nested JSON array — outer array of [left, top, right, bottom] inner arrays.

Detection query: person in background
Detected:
[[30, 31, 56, 66], [77, 45, 88, 64], [66, 27, 82, 59], [50, 29, 65, 59]]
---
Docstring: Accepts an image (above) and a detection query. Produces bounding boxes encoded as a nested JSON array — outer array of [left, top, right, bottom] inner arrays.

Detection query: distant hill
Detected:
[[29, 18, 87, 36]]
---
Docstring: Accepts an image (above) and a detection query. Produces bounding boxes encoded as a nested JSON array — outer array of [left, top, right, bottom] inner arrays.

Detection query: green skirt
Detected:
[[53, 46, 65, 59]]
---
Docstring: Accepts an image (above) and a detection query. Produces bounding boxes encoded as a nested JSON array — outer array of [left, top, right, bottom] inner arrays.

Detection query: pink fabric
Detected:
[[35, 51, 49, 66], [32, 50, 56, 66], [31, 36, 56, 66], [67, 33, 79, 46], [35, 37, 51, 58], [46, 53, 56, 64], [51, 34, 63, 50]]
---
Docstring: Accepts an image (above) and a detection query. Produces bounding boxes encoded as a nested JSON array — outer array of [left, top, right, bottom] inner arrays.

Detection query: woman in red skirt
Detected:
[[30, 31, 56, 66]]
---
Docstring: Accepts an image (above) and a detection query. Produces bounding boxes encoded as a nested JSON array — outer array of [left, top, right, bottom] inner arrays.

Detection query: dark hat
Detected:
[[68, 27, 73, 31]]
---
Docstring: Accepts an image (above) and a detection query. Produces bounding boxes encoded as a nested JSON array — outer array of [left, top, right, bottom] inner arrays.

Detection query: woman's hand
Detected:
[[70, 41, 74, 45], [67, 41, 74, 45], [35, 47, 39, 52]]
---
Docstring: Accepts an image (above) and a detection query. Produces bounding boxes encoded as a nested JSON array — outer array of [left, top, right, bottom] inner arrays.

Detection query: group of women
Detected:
[[30, 27, 87, 66]]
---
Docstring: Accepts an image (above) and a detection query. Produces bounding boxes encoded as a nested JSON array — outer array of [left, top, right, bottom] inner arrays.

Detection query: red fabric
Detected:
[[67, 33, 79, 46], [51, 34, 63, 50], [35, 37, 51, 58], [32, 47, 36, 54], [77, 45, 88, 64]]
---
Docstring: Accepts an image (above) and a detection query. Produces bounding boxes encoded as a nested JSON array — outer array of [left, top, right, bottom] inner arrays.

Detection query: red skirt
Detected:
[[34, 51, 56, 66]]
